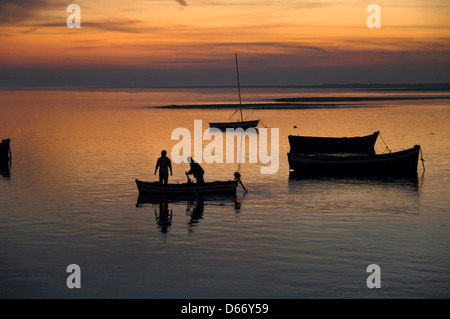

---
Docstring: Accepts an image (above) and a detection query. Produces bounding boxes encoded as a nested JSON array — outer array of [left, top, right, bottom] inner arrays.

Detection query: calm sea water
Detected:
[[0, 87, 449, 298]]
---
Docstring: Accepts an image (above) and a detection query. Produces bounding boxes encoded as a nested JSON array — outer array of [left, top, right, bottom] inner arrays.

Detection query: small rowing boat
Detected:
[[288, 145, 421, 177], [288, 131, 379, 154], [135, 179, 238, 196]]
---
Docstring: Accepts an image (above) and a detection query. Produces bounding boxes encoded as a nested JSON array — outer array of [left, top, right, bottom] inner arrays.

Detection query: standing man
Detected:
[[155, 150, 172, 185]]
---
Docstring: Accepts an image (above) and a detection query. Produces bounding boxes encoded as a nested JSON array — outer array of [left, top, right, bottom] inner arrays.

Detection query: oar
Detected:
[[234, 172, 247, 193], [185, 172, 198, 198]]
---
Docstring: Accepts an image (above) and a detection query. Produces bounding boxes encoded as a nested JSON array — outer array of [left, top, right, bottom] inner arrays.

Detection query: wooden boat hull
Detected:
[[288, 145, 420, 177], [288, 131, 379, 154], [209, 120, 259, 130], [135, 179, 238, 196]]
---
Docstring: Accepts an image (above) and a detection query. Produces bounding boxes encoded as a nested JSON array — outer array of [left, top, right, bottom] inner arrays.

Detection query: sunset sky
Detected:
[[0, 0, 449, 86]]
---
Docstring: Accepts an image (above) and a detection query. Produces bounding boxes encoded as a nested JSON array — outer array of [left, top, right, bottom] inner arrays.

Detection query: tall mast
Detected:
[[235, 52, 243, 122]]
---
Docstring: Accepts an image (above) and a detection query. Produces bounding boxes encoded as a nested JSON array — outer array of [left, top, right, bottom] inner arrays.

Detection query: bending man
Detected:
[[186, 156, 205, 184]]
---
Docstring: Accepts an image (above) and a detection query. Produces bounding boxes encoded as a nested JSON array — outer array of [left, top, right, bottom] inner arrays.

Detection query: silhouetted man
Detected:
[[156, 201, 172, 233], [186, 156, 205, 184], [155, 150, 172, 184]]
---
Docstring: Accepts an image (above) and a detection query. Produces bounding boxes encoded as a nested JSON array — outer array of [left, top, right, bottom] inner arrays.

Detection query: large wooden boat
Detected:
[[288, 131, 379, 154], [135, 179, 238, 196], [288, 145, 421, 177]]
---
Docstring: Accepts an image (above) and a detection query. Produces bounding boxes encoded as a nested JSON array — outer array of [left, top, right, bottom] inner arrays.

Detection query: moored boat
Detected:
[[288, 131, 379, 154], [135, 179, 238, 196], [209, 53, 259, 130], [288, 145, 421, 177], [209, 120, 259, 130]]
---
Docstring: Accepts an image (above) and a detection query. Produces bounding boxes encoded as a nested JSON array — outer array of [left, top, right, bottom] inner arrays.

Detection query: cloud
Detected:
[[175, 0, 188, 7], [0, 0, 54, 24], [24, 21, 149, 34]]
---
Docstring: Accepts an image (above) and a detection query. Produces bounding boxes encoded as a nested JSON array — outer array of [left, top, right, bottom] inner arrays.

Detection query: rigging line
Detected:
[[244, 110, 254, 120], [419, 146, 425, 172], [228, 108, 238, 120], [258, 119, 268, 128], [379, 132, 391, 153]]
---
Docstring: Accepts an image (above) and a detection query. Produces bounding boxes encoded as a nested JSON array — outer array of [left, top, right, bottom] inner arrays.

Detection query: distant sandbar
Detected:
[[157, 103, 351, 109], [154, 95, 450, 109]]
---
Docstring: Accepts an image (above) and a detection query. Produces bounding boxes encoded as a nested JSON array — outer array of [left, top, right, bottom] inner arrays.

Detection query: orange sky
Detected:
[[0, 0, 449, 85]]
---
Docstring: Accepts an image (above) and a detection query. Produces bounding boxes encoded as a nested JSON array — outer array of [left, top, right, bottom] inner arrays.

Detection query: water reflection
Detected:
[[288, 173, 421, 192], [186, 199, 204, 231], [155, 201, 172, 234], [287, 174, 423, 217], [0, 160, 11, 179], [136, 194, 243, 233]]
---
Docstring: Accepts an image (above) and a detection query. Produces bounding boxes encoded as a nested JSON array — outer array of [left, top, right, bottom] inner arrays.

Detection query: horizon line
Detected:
[[1, 83, 450, 90]]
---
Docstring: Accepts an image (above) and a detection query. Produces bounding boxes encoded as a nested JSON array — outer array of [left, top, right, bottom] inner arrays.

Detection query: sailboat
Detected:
[[209, 53, 260, 130]]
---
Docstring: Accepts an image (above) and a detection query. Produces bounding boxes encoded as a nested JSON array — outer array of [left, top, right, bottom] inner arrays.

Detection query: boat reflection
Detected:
[[0, 160, 11, 178], [136, 194, 243, 233], [288, 172, 422, 193]]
